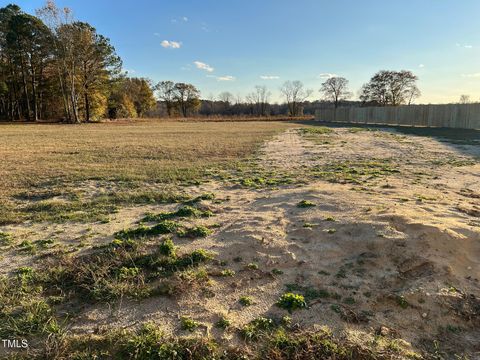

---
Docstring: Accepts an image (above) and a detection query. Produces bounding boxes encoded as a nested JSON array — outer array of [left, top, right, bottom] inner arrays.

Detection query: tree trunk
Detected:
[[20, 56, 31, 121], [84, 89, 90, 122], [30, 64, 38, 121]]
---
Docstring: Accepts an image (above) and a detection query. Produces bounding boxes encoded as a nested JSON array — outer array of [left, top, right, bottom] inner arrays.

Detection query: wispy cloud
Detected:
[[161, 40, 182, 49], [207, 75, 236, 81], [462, 73, 480, 78], [456, 43, 473, 49], [317, 73, 338, 79], [194, 61, 214, 72], [201, 22, 210, 32], [217, 75, 235, 81], [419, 64, 425, 68], [260, 75, 280, 80], [171, 16, 188, 23]]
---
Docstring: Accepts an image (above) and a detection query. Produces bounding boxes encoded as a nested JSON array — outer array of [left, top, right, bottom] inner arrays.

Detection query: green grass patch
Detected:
[[277, 293, 307, 312]]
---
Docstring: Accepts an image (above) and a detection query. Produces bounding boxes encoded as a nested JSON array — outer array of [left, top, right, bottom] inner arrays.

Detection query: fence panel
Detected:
[[315, 104, 480, 129]]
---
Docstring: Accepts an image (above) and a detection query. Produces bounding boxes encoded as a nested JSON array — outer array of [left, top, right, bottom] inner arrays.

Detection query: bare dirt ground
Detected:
[[1, 125, 479, 358]]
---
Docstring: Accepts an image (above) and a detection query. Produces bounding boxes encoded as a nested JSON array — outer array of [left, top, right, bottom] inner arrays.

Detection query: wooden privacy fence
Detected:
[[315, 104, 480, 129]]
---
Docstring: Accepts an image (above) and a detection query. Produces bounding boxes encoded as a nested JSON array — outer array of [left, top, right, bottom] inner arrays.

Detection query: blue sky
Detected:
[[7, 0, 480, 103]]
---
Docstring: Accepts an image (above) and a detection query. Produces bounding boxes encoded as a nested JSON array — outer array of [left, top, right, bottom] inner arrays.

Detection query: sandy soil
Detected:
[[1, 126, 479, 356]]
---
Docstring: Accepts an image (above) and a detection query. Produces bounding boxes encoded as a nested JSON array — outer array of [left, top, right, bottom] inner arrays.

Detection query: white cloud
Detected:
[[464, 45, 473, 49], [194, 61, 214, 72], [217, 75, 235, 81], [317, 73, 338, 79], [260, 75, 280, 80], [182, 16, 188, 22], [161, 40, 181, 49], [462, 73, 480, 78], [419, 64, 425, 68]]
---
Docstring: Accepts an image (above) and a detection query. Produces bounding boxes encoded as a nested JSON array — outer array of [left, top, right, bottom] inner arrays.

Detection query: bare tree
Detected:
[[319, 76, 352, 108], [218, 91, 233, 105], [246, 85, 271, 116], [280, 80, 312, 116], [406, 87, 421, 105], [459, 94, 471, 104]]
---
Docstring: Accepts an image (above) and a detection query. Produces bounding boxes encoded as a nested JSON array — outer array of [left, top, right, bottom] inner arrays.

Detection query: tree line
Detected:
[[1, 2, 429, 122], [0, 2, 156, 122]]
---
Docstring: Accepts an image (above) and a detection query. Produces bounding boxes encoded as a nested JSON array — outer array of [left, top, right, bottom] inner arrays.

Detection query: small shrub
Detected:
[[277, 293, 307, 312], [246, 263, 259, 270]]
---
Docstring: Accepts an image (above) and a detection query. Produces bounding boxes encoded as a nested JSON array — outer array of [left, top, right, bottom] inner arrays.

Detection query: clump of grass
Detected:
[[117, 267, 140, 280], [303, 222, 315, 228], [396, 295, 409, 309], [18, 240, 36, 254], [183, 193, 215, 205], [177, 225, 213, 238], [272, 268, 284, 275], [143, 206, 213, 222], [115, 220, 179, 240], [348, 127, 377, 133], [246, 263, 259, 270], [215, 315, 231, 329], [0, 231, 13, 246], [285, 284, 331, 302], [180, 316, 199, 332], [277, 293, 307, 312], [297, 200, 316, 208], [239, 296, 253, 306], [241, 317, 276, 341], [299, 127, 333, 135], [343, 296, 356, 305], [159, 238, 176, 257], [324, 216, 336, 222], [220, 269, 235, 277], [325, 228, 337, 234], [312, 160, 400, 185]]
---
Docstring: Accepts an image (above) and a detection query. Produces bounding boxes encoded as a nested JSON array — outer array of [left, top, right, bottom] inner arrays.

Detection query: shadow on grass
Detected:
[[290, 120, 480, 157]]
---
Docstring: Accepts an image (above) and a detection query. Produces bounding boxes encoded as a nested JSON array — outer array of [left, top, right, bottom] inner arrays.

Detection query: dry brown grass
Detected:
[[0, 120, 295, 223], [0, 120, 295, 190]]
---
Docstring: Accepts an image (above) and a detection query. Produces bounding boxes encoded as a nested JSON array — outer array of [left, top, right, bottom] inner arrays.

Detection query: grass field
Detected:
[[0, 120, 295, 224], [0, 120, 479, 359]]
